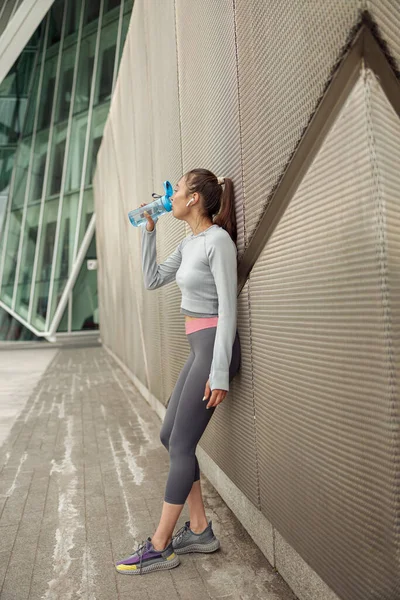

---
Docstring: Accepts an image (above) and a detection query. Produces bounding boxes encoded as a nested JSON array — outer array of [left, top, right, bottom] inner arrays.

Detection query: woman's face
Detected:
[[171, 176, 192, 220]]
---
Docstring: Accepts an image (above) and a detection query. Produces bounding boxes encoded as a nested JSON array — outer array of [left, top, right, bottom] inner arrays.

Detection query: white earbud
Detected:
[[186, 197, 195, 207]]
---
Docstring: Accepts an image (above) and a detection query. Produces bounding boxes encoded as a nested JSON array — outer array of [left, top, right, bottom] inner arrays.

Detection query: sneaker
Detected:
[[115, 537, 180, 575], [172, 520, 220, 554]]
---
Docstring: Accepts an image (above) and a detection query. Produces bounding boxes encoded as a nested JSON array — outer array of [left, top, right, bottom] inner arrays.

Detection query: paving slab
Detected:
[[0, 348, 58, 447], [0, 345, 297, 600]]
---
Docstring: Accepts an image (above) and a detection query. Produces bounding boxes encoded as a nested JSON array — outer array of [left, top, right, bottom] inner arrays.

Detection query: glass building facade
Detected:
[[0, 0, 132, 340]]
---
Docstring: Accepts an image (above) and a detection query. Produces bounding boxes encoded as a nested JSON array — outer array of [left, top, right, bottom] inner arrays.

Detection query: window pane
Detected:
[[66, 0, 80, 37], [48, 191, 79, 324], [15, 204, 40, 310], [31, 198, 59, 329], [119, 12, 130, 64], [106, 0, 121, 12], [47, 0, 66, 48], [84, 1, 101, 25], [0, 209, 22, 306], [23, 70, 40, 137], [56, 45, 77, 123], [48, 136, 66, 196], [73, 34, 96, 115], [95, 21, 117, 105], [77, 188, 94, 251], [28, 129, 51, 204], [71, 232, 98, 331], [37, 56, 57, 131], [64, 114, 88, 193], [11, 140, 31, 209], [57, 298, 69, 332], [47, 122, 68, 197], [85, 103, 108, 187]]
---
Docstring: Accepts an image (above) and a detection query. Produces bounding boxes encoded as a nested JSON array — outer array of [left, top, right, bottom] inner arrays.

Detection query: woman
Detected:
[[116, 168, 241, 575]]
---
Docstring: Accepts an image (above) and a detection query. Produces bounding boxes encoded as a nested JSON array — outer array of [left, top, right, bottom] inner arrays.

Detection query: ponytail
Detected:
[[213, 177, 237, 245], [184, 169, 237, 245]]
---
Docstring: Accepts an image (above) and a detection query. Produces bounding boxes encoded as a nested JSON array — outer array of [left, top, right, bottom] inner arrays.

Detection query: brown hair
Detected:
[[184, 168, 237, 244]]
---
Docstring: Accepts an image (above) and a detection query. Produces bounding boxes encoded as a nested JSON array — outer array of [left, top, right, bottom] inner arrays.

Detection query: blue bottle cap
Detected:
[[161, 180, 173, 212]]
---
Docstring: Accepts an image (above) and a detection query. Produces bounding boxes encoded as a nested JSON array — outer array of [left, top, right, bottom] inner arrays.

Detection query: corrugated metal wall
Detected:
[[94, 2, 400, 599]]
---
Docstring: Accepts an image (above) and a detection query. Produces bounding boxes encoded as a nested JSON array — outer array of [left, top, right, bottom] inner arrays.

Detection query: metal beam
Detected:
[[0, 0, 56, 86]]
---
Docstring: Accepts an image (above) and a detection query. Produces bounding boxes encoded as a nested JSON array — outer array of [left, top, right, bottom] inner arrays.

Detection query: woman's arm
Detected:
[[141, 226, 183, 289], [205, 233, 238, 391]]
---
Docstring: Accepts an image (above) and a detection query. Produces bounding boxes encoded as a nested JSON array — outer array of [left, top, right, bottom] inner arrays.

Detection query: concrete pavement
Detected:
[[0, 345, 297, 600]]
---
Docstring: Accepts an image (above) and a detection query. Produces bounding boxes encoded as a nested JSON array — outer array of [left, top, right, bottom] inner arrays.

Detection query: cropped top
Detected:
[[141, 223, 238, 392]]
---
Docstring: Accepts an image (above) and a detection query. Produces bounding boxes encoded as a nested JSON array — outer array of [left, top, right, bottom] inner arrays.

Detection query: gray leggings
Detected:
[[160, 326, 241, 504]]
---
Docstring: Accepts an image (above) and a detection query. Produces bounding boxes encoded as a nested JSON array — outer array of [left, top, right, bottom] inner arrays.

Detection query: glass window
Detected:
[[73, 34, 96, 115], [0, 148, 15, 226], [64, 114, 88, 193], [24, 69, 40, 137], [11, 140, 31, 209], [49, 137, 66, 196], [57, 297, 69, 332], [31, 198, 59, 329], [37, 56, 57, 131], [95, 21, 117, 105], [57, 69, 73, 122], [66, 1, 80, 37], [29, 129, 51, 204], [85, 103, 108, 188], [47, 122, 68, 197], [119, 12, 130, 64], [47, 0, 66, 48], [47, 191, 79, 325], [15, 204, 40, 310], [0, 209, 22, 306], [77, 188, 94, 252], [98, 43, 116, 103], [71, 232, 98, 331], [84, 1, 101, 25], [106, 0, 121, 12], [56, 43, 78, 123]]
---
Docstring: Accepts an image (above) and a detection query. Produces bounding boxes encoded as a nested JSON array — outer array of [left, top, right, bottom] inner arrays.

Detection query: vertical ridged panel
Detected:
[[143, 0, 188, 403], [368, 0, 400, 71], [369, 73, 400, 597], [175, 0, 245, 256], [174, 0, 257, 501], [201, 280, 260, 509], [124, 0, 162, 398], [250, 70, 400, 600], [235, 0, 360, 243]]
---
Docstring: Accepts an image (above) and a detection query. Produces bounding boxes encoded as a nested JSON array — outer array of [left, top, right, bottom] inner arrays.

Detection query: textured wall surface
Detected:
[[94, 2, 400, 599]]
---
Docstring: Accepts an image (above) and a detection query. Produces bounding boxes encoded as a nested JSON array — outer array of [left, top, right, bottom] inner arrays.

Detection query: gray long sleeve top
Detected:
[[141, 223, 238, 392]]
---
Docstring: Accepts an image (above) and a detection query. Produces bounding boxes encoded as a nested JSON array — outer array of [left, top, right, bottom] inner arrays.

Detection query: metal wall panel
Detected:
[[174, 0, 258, 504], [94, 2, 400, 599], [368, 0, 400, 71], [250, 69, 400, 600], [175, 0, 245, 256], [143, 0, 188, 404], [235, 0, 360, 244], [201, 280, 260, 509]]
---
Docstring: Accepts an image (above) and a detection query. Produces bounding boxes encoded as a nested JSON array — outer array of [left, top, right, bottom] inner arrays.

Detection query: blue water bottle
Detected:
[[128, 181, 173, 227]]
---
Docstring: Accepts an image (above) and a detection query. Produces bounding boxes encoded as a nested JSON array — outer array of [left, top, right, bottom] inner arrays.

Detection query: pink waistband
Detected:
[[185, 316, 219, 335]]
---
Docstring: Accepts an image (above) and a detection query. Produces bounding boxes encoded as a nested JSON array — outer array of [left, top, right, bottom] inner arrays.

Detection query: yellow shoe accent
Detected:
[[116, 564, 137, 571], [166, 553, 176, 560]]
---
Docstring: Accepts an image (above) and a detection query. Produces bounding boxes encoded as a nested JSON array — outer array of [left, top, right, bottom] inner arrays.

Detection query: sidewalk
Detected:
[[0, 345, 297, 600]]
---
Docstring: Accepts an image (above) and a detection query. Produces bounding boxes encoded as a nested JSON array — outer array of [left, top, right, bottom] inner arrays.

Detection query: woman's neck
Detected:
[[189, 218, 214, 236]]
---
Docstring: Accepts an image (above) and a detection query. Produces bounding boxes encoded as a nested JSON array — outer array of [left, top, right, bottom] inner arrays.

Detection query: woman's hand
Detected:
[[140, 203, 155, 232], [203, 379, 227, 409]]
